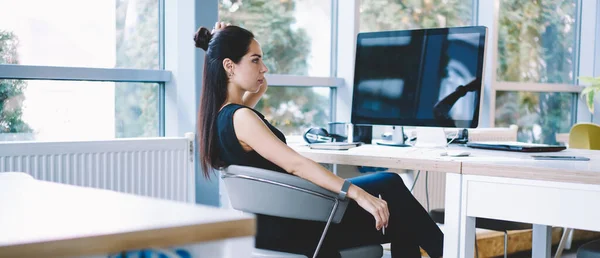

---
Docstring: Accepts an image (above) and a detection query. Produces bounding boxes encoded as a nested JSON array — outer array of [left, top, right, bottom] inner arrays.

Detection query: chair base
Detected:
[[252, 244, 383, 258], [577, 239, 600, 258]]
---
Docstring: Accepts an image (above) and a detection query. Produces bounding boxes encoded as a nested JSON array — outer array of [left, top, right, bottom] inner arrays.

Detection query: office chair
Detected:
[[577, 240, 600, 258], [569, 123, 600, 150], [221, 165, 383, 258], [563, 123, 600, 258]]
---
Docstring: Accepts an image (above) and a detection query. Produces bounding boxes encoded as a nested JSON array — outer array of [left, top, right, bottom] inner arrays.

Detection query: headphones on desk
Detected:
[[303, 127, 346, 144]]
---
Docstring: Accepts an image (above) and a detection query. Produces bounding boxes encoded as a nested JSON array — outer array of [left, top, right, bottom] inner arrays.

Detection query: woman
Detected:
[[195, 22, 444, 258]]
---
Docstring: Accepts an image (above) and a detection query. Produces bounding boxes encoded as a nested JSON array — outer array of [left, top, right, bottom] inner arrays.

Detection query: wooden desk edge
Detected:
[[0, 217, 256, 258], [297, 151, 461, 174]]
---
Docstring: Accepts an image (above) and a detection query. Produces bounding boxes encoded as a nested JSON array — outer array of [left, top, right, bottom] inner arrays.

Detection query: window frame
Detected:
[[332, 0, 357, 123], [590, 0, 600, 124], [487, 0, 593, 128], [0, 0, 171, 137], [0, 65, 170, 82]]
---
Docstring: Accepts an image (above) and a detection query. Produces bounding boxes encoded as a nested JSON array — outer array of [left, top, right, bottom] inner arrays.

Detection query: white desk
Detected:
[[293, 144, 600, 258], [0, 177, 255, 258], [456, 148, 600, 258]]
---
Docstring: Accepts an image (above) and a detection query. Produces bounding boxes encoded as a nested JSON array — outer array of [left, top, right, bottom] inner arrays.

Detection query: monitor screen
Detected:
[[351, 26, 487, 128]]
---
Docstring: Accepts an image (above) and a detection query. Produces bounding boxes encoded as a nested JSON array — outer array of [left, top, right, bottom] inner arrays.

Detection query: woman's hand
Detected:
[[353, 188, 389, 231], [211, 21, 231, 34], [243, 73, 268, 108]]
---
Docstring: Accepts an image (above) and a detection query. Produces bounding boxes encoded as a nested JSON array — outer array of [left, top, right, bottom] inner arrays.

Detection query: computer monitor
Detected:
[[351, 26, 487, 133]]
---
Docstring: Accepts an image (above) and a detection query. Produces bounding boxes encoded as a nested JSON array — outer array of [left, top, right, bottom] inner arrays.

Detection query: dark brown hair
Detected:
[[194, 25, 254, 178]]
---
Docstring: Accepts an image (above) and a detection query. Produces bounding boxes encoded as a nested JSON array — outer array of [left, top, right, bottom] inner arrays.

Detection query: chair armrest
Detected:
[[222, 165, 349, 223]]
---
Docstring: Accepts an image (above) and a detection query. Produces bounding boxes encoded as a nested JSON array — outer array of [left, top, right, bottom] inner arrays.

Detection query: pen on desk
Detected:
[[379, 194, 385, 235]]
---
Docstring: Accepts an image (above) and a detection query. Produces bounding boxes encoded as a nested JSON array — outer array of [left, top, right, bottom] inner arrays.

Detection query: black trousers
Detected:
[[255, 172, 444, 258]]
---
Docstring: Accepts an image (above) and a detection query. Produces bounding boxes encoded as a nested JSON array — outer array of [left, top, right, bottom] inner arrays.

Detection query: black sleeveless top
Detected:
[[216, 104, 338, 257], [216, 104, 286, 172]]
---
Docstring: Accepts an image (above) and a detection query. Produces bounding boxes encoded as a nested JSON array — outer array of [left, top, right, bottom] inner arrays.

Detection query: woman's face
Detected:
[[230, 39, 269, 93]]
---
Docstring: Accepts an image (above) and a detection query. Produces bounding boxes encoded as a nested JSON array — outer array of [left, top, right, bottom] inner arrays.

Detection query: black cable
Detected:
[[410, 170, 421, 192]]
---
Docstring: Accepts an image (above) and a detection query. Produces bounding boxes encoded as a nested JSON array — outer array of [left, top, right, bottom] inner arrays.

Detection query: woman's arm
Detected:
[[232, 108, 389, 230], [242, 81, 268, 108]]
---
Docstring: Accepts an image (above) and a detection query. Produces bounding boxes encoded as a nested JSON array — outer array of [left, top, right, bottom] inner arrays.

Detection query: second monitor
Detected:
[[351, 26, 487, 146]]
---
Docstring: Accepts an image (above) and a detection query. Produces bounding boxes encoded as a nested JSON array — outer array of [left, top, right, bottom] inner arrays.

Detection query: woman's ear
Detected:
[[222, 58, 235, 76]]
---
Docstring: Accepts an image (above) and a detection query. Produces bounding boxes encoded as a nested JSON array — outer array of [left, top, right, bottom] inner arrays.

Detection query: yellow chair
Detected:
[[568, 123, 600, 150], [554, 123, 600, 258]]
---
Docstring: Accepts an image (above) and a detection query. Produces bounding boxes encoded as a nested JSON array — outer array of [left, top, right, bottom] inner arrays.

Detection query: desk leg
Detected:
[[458, 216, 476, 258], [443, 173, 463, 258], [532, 224, 552, 258], [458, 175, 476, 258]]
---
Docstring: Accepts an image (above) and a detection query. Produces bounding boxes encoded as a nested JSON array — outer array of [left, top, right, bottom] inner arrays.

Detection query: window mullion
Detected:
[[578, 0, 597, 123], [0, 64, 170, 82]]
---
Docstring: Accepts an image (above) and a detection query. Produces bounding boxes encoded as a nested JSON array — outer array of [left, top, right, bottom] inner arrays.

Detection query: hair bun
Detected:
[[194, 27, 212, 51]]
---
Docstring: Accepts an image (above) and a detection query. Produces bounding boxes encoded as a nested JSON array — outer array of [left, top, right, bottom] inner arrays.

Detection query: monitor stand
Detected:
[[414, 127, 448, 148], [376, 126, 411, 147]]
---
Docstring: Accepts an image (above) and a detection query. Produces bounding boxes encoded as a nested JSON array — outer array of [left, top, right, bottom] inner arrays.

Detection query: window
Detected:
[[0, 0, 163, 142], [0, 0, 159, 69], [495, 91, 575, 144], [494, 0, 579, 144], [256, 87, 330, 136], [497, 0, 577, 84], [218, 0, 335, 136], [0, 79, 159, 141], [359, 0, 473, 32], [218, 0, 332, 77]]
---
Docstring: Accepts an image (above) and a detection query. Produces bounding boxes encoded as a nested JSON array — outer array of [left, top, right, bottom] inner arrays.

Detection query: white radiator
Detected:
[[411, 171, 446, 211], [0, 134, 195, 203]]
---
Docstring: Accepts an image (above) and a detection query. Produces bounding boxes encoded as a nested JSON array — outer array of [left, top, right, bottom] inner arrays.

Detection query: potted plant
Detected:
[[580, 76, 600, 113]]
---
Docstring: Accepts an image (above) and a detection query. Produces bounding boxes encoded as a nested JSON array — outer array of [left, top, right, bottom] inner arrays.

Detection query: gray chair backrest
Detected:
[[222, 165, 349, 223]]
